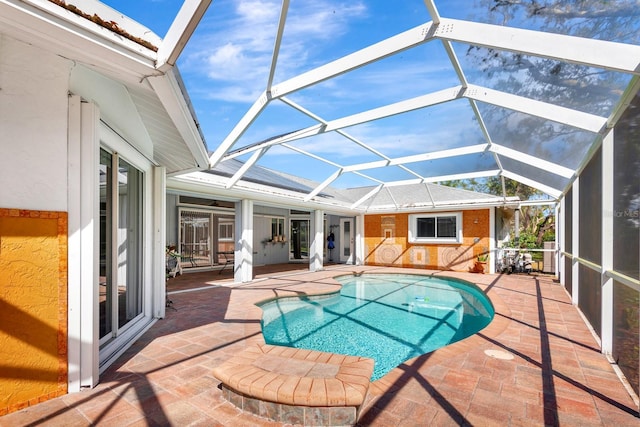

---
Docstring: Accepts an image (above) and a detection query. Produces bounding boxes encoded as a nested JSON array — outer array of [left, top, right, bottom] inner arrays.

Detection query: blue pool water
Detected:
[[259, 273, 494, 381]]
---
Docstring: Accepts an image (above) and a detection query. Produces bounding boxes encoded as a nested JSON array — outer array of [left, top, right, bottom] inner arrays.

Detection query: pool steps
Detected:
[[212, 343, 374, 426]]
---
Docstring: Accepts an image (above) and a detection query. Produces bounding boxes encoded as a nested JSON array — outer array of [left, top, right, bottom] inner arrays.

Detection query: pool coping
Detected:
[[212, 343, 375, 425]]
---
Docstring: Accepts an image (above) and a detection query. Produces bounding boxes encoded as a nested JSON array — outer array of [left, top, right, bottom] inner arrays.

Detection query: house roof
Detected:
[[342, 184, 519, 212], [0, 0, 210, 174], [169, 157, 518, 214]]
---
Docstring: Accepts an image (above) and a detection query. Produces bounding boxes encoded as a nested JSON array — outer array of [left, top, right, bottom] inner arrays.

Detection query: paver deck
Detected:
[[1, 264, 638, 426]]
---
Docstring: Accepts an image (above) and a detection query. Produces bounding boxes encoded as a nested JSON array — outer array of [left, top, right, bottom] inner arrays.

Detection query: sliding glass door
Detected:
[[290, 219, 309, 260], [178, 208, 235, 269], [180, 210, 211, 267], [99, 149, 143, 344]]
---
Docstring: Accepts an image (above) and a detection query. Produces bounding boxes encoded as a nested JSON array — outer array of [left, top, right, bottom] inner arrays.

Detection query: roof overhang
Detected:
[[0, 0, 210, 173], [167, 171, 522, 215], [168, 171, 357, 215]]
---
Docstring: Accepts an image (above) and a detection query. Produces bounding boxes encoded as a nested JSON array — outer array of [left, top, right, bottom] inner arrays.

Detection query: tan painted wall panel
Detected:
[[364, 209, 491, 271]]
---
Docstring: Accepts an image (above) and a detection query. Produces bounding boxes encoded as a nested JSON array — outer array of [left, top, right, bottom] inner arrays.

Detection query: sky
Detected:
[[99, 0, 639, 192], [97, 0, 488, 188]]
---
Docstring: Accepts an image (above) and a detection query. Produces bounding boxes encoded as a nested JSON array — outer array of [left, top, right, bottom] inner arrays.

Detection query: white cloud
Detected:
[[205, 42, 271, 84], [182, 0, 470, 159], [281, 120, 481, 161], [183, 0, 367, 102], [284, 2, 367, 40], [207, 84, 264, 104]]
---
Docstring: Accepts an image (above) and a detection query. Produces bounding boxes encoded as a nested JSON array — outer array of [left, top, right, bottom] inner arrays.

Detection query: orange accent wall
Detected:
[[0, 209, 68, 415], [364, 209, 491, 271]]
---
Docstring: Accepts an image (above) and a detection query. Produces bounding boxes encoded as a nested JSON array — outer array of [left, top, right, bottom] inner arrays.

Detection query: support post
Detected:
[[235, 199, 254, 283], [310, 210, 324, 272], [355, 214, 365, 266], [600, 130, 614, 354]]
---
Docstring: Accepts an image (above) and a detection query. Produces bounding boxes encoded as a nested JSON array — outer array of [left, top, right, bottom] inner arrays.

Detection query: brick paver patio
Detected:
[[1, 265, 638, 426]]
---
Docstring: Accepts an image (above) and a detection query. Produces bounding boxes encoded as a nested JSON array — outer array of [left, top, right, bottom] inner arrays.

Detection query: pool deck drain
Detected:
[[484, 348, 514, 360]]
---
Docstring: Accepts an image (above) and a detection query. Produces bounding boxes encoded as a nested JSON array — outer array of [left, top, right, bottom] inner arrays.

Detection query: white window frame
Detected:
[[97, 121, 155, 373], [269, 216, 286, 241], [218, 220, 234, 242], [408, 212, 463, 244]]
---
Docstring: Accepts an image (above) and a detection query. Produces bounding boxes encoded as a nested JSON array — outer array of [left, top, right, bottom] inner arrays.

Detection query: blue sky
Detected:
[[98, 0, 491, 188], [99, 0, 638, 191]]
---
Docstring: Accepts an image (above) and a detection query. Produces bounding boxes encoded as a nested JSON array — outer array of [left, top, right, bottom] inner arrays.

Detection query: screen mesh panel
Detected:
[[578, 264, 602, 337], [577, 148, 602, 336], [564, 187, 573, 295], [612, 281, 639, 396], [613, 94, 640, 279], [578, 147, 602, 264]]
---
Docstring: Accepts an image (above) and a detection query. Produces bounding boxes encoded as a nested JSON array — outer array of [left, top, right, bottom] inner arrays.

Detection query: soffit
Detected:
[[0, 0, 208, 174]]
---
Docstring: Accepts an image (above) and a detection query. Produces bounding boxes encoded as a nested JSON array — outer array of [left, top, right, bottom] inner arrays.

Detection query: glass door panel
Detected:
[[290, 219, 309, 260], [340, 218, 354, 264], [99, 149, 113, 339], [99, 149, 144, 344], [180, 210, 212, 267], [117, 158, 143, 328]]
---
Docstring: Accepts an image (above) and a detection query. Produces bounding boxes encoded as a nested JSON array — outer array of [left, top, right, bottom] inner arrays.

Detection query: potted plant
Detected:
[[472, 254, 489, 273], [166, 245, 182, 279]]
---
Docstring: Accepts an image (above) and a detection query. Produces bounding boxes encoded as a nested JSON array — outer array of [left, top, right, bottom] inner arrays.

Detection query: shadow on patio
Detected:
[[0, 265, 638, 426]]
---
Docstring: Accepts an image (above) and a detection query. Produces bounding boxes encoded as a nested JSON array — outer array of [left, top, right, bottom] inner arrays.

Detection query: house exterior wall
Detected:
[[0, 35, 70, 211], [164, 190, 359, 270], [0, 36, 70, 415], [363, 209, 491, 272], [254, 205, 290, 265], [0, 210, 68, 415]]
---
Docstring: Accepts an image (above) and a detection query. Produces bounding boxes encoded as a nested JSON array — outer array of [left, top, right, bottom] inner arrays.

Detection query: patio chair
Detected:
[[166, 253, 181, 278], [218, 251, 234, 274]]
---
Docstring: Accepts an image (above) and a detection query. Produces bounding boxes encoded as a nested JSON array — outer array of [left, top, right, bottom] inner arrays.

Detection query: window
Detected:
[[271, 217, 285, 241], [408, 213, 462, 243], [219, 221, 234, 241]]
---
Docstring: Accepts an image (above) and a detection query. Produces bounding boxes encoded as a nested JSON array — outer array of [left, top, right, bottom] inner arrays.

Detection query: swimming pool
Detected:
[[259, 273, 494, 381]]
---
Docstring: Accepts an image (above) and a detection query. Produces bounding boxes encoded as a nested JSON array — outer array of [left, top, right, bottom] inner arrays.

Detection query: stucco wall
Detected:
[[364, 209, 491, 271], [0, 210, 68, 415], [0, 36, 70, 414], [0, 35, 70, 212]]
